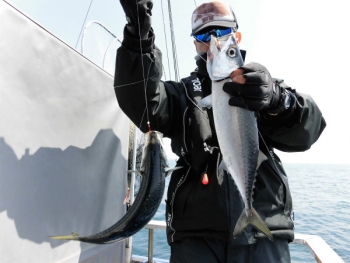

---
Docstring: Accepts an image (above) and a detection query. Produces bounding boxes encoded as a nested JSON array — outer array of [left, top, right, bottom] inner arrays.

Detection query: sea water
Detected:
[[132, 162, 350, 262]]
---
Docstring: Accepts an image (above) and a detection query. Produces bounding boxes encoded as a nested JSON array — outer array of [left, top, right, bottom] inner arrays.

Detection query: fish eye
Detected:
[[227, 47, 236, 58]]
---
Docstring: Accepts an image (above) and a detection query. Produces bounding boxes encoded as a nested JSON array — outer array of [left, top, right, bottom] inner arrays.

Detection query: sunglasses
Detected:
[[194, 28, 233, 42]]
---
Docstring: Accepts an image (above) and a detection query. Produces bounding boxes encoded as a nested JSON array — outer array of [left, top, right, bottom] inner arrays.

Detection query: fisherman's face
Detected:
[[194, 31, 241, 54]]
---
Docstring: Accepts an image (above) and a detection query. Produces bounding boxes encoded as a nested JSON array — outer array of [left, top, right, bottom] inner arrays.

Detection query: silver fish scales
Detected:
[[203, 34, 273, 240]]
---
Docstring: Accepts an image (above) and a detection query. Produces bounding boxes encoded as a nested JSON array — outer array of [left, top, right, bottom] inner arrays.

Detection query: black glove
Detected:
[[223, 62, 281, 112], [120, 0, 153, 38]]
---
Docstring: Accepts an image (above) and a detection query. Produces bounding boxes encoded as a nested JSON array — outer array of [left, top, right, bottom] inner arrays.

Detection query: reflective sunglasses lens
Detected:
[[216, 28, 232, 37], [195, 33, 210, 42], [195, 28, 232, 42]]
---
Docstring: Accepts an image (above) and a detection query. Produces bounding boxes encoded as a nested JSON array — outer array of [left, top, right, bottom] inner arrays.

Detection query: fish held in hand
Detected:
[[202, 34, 273, 241], [50, 131, 180, 244]]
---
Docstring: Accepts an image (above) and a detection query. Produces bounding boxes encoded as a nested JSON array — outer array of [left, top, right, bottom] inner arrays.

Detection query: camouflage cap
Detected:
[[191, 1, 238, 35]]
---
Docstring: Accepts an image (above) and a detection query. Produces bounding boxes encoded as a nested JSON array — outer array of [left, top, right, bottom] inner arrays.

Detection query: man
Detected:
[[115, 1, 326, 262]]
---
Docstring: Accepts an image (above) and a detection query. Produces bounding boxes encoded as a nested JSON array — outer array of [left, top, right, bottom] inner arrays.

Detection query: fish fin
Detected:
[[233, 208, 273, 241], [233, 209, 250, 238], [49, 231, 80, 241], [165, 166, 183, 177], [218, 160, 228, 172], [198, 95, 212, 109], [256, 150, 268, 170], [250, 208, 273, 241]]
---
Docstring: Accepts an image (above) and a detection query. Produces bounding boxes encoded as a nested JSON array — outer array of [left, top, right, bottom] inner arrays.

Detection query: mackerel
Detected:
[[200, 34, 273, 240], [50, 131, 177, 244]]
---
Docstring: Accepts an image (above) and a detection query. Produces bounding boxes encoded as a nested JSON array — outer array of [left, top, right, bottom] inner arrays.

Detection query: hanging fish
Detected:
[[50, 131, 179, 244], [199, 34, 273, 241]]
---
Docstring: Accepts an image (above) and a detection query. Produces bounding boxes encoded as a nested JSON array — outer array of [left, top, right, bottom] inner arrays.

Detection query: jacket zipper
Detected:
[[182, 107, 189, 154], [169, 166, 191, 242]]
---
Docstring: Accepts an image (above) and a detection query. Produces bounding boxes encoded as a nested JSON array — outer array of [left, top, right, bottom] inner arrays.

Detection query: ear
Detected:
[[235, 31, 242, 44]]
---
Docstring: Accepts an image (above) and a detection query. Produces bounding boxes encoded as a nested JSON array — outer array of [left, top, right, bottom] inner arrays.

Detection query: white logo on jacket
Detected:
[[192, 78, 202, 92]]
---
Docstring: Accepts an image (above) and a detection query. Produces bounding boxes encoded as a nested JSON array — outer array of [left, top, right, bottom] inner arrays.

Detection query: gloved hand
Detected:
[[223, 62, 281, 112], [120, 0, 153, 38]]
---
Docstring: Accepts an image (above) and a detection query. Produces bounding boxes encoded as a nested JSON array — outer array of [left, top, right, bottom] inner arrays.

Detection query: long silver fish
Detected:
[[200, 34, 273, 240], [50, 131, 176, 244]]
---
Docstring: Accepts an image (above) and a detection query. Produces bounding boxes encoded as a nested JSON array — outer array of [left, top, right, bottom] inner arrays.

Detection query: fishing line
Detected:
[[138, 59, 155, 129], [180, 80, 204, 112], [136, 0, 151, 131], [114, 71, 158, 88], [75, 0, 94, 50], [134, 0, 185, 130]]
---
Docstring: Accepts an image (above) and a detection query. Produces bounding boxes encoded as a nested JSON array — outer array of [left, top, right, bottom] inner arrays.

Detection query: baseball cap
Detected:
[[191, 1, 238, 35]]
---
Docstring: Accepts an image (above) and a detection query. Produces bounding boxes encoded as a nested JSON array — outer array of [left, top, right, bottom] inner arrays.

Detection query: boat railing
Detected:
[[131, 220, 345, 263]]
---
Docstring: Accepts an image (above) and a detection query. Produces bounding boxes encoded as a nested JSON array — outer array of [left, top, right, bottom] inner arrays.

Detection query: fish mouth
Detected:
[[145, 131, 168, 166], [206, 34, 244, 81], [147, 131, 164, 146], [210, 33, 232, 52]]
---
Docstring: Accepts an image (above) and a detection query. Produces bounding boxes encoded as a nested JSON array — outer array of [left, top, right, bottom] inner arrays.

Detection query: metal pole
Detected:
[[125, 126, 138, 263], [167, 0, 180, 82], [148, 229, 154, 263]]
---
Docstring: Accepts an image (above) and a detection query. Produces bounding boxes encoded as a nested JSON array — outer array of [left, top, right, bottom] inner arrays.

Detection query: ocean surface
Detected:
[[132, 162, 350, 262]]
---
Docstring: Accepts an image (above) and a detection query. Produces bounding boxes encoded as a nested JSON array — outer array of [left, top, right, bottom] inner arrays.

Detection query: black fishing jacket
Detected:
[[114, 29, 326, 245]]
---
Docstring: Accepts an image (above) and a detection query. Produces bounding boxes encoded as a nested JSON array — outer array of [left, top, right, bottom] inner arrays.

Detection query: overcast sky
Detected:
[[5, 0, 350, 165]]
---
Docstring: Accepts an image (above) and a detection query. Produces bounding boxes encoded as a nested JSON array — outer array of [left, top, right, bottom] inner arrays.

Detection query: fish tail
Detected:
[[165, 166, 183, 177], [49, 231, 80, 241], [233, 208, 273, 241]]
